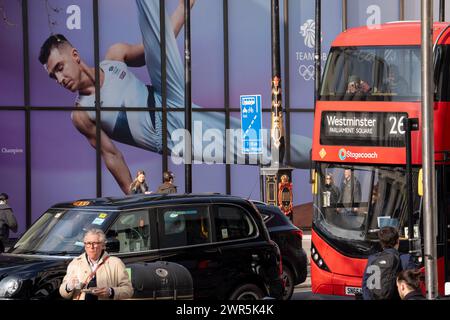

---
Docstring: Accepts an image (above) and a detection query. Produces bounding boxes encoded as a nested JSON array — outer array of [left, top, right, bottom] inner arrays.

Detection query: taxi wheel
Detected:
[[281, 265, 294, 300], [229, 284, 264, 300]]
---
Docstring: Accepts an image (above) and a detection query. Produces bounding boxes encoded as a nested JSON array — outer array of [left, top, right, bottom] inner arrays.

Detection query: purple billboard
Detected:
[[0, 0, 412, 236]]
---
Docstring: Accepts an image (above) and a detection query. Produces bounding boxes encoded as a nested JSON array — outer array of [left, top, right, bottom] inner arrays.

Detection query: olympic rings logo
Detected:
[[298, 65, 315, 81], [338, 148, 347, 161]]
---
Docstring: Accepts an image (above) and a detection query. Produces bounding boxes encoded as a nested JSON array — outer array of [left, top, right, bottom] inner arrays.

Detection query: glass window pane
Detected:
[[0, 111, 25, 237], [158, 207, 210, 248], [109, 210, 150, 253], [320, 46, 421, 101], [99, 0, 149, 87], [214, 205, 255, 241], [192, 165, 226, 194], [289, 0, 341, 109], [29, 0, 94, 107], [0, 1, 23, 106], [31, 111, 96, 222], [190, 1, 224, 108], [315, 163, 420, 241], [405, 0, 444, 21], [100, 111, 163, 195], [229, 1, 271, 111], [347, 0, 400, 28]]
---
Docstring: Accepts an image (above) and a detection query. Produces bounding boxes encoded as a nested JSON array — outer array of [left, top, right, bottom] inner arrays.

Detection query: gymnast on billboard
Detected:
[[39, 0, 311, 194]]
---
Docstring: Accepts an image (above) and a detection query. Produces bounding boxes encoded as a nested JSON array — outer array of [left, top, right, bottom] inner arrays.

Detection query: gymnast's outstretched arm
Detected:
[[71, 109, 133, 194]]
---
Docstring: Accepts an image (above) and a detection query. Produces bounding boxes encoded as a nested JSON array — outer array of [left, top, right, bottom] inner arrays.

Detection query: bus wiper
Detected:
[[20, 250, 54, 255], [14, 249, 38, 254], [44, 251, 77, 256], [17, 250, 71, 256]]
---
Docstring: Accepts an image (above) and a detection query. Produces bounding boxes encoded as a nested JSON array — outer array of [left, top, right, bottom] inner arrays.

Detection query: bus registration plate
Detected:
[[345, 286, 362, 296]]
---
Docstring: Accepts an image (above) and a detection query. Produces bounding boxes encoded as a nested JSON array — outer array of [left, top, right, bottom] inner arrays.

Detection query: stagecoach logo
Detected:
[[338, 148, 347, 160], [319, 148, 327, 159], [300, 19, 315, 49], [338, 148, 378, 161]]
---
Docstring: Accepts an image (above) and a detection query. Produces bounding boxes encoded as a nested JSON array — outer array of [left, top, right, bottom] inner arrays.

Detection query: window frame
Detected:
[[106, 208, 155, 254], [156, 204, 213, 250], [211, 203, 260, 243]]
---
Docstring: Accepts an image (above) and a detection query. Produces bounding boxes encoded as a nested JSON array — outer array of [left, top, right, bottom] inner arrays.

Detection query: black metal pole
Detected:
[[270, 0, 285, 166], [260, 173, 265, 202], [160, 0, 168, 179], [184, 0, 192, 193], [342, 0, 347, 31], [223, 0, 231, 195], [422, 0, 439, 298], [399, 0, 405, 20], [404, 118, 414, 247], [93, 0, 102, 197], [283, 0, 291, 165], [314, 0, 321, 113], [440, 0, 445, 22], [22, 0, 31, 228]]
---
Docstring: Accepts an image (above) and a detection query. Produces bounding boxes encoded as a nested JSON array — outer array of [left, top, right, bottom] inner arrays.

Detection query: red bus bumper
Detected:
[[311, 259, 363, 296], [311, 229, 367, 296]]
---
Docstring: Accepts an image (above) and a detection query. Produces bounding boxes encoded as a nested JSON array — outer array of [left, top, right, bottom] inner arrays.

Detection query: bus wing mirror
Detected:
[[418, 168, 423, 196], [311, 169, 318, 195]]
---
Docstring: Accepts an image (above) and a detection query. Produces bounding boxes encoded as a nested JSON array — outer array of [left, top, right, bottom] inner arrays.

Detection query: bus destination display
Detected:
[[320, 111, 409, 147]]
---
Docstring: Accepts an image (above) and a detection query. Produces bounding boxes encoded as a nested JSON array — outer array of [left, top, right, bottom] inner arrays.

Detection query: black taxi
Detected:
[[0, 194, 283, 300]]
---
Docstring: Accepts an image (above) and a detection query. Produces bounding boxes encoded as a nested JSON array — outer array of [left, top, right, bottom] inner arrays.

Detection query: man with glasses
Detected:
[[59, 229, 133, 300]]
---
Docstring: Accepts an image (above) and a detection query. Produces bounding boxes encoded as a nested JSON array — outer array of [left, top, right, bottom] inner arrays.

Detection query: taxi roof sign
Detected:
[[72, 200, 91, 207]]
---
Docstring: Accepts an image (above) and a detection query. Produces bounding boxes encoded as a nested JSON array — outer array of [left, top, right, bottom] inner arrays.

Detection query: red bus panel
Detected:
[[311, 229, 367, 296], [332, 22, 450, 47]]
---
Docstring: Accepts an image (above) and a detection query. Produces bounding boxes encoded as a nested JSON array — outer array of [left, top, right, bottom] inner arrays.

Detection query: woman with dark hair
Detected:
[[396, 269, 425, 300], [129, 170, 149, 194]]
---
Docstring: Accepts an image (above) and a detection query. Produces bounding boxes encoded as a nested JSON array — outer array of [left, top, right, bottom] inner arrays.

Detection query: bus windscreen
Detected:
[[320, 46, 421, 101], [314, 164, 421, 243]]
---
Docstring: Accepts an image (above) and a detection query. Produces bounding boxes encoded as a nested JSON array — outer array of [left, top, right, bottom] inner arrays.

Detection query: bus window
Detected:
[[320, 46, 421, 101], [434, 45, 450, 101], [315, 164, 420, 242]]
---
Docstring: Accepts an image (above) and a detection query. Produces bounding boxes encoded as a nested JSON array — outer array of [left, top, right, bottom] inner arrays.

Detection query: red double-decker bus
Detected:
[[311, 21, 450, 297]]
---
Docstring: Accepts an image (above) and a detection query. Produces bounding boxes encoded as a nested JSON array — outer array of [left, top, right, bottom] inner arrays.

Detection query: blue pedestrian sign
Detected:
[[240, 95, 262, 154]]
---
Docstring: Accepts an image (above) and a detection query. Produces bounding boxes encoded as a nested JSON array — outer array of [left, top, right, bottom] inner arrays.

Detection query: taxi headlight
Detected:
[[0, 276, 22, 298]]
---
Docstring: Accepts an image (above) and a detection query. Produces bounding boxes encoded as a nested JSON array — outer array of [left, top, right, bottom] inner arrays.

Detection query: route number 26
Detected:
[[389, 116, 406, 135]]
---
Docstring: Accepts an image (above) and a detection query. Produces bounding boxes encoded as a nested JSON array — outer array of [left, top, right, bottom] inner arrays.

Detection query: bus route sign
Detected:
[[320, 111, 409, 147], [240, 95, 262, 154]]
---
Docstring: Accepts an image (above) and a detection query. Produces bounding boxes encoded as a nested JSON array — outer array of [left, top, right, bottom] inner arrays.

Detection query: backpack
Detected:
[[0, 217, 7, 239], [366, 250, 401, 300]]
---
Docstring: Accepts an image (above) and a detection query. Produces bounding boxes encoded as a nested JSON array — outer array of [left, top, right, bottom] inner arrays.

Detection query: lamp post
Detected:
[[262, 0, 294, 221]]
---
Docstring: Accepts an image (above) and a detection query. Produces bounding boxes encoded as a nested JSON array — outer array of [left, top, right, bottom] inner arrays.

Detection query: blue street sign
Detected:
[[240, 94, 262, 154]]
